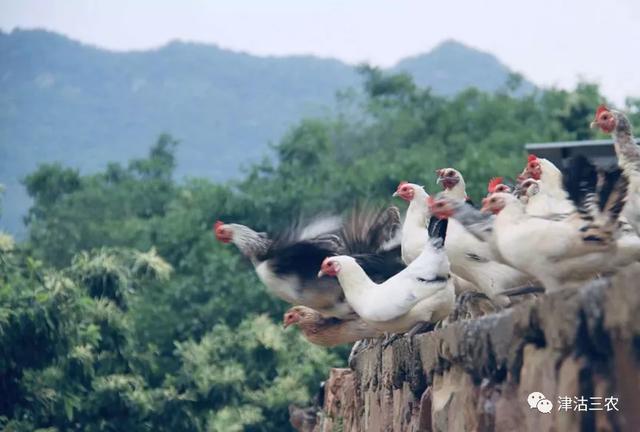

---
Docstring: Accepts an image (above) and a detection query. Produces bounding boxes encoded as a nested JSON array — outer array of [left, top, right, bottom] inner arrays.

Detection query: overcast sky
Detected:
[[1, 0, 639, 104]]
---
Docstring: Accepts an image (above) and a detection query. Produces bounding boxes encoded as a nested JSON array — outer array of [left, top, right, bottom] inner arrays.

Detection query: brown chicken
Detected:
[[283, 306, 382, 347]]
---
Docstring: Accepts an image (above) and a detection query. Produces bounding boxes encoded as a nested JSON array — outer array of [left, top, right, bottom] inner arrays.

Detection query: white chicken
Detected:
[[518, 154, 574, 216], [435, 167, 479, 287], [520, 155, 640, 269], [317, 236, 454, 335], [393, 181, 431, 265], [428, 195, 537, 302], [392, 181, 449, 264], [435, 168, 531, 302], [481, 165, 629, 292], [486, 177, 512, 195]]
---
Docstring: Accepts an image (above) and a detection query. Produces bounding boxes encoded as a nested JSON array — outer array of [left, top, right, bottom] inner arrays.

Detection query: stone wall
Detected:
[[306, 265, 640, 432]]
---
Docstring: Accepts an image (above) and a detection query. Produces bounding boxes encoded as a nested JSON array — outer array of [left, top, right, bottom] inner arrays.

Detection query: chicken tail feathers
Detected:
[[562, 155, 628, 227], [265, 240, 339, 280], [598, 167, 628, 225], [340, 204, 402, 254], [354, 246, 405, 282], [563, 155, 599, 216]]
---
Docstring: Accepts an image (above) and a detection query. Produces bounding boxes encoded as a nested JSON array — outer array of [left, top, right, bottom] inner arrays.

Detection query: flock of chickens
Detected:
[[214, 105, 640, 360]]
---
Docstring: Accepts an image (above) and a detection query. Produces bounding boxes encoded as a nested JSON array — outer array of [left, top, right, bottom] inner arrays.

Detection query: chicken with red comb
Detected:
[[427, 192, 536, 304], [483, 155, 632, 293], [214, 221, 233, 244], [517, 153, 573, 217], [318, 232, 454, 335], [392, 181, 447, 266], [213, 206, 405, 319], [591, 104, 640, 236], [487, 177, 512, 195]]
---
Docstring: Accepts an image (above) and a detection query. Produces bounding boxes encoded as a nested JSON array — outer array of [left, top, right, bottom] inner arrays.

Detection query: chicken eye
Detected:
[[447, 171, 454, 177]]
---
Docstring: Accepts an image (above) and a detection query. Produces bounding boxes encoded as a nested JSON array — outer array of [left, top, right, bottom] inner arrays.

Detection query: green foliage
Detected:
[[3, 68, 640, 431]]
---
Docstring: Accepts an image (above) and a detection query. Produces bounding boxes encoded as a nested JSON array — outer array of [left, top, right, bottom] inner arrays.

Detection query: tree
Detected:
[[7, 70, 639, 431]]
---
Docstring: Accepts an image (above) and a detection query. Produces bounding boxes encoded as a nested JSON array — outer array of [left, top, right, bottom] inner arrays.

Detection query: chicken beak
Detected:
[[317, 270, 325, 278], [436, 176, 443, 185], [392, 191, 399, 197], [590, 120, 599, 129]]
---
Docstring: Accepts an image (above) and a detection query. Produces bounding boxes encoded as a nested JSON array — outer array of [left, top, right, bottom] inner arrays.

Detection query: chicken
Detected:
[[481, 164, 629, 292], [435, 167, 480, 289], [562, 154, 640, 269], [214, 206, 405, 318], [428, 192, 537, 302], [591, 104, 640, 236], [283, 305, 382, 347], [515, 178, 540, 204], [436, 167, 468, 201], [434, 168, 532, 302], [317, 235, 454, 335], [487, 177, 512, 195], [429, 195, 495, 244], [392, 181, 446, 265], [518, 154, 573, 216]]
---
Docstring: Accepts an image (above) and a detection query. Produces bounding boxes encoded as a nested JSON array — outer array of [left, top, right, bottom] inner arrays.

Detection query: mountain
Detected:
[[394, 39, 533, 95], [0, 29, 532, 234]]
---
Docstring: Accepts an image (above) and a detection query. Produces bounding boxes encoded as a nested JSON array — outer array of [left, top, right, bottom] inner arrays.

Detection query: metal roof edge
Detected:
[[525, 138, 640, 150]]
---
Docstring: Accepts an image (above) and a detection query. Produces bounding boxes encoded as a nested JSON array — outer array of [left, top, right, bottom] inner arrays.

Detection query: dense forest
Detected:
[[1, 68, 639, 431]]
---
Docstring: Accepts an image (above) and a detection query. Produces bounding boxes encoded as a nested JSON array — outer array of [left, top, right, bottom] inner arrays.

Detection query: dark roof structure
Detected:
[[525, 139, 640, 169]]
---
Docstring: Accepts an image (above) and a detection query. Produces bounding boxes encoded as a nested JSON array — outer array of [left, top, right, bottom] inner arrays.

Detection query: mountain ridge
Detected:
[[0, 28, 533, 234]]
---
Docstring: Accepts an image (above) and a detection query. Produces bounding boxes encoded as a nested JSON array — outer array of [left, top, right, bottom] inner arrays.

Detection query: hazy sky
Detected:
[[1, 0, 639, 104]]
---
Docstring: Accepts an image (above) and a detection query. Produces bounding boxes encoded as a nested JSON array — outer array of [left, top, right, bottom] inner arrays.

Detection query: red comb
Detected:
[[527, 154, 538, 163], [214, 220, 224, 231], [487, 177, 504, 193], [595, 104, 609, 118], [398, 181, 408, 186]]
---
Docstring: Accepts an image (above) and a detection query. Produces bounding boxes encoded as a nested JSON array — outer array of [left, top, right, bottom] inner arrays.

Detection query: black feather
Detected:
[[354, 245, 405, 283], [427, 216, 448, 245], [260, 205, 405, 284], [263, 240, 338, 281], [562, 155, 598, 212], [339, 205, 401, 254], [417, 275, 449, 284]]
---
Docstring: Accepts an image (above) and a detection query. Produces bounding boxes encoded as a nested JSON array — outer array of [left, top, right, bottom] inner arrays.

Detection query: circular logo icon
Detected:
[[536, 399, 553, 414], [527, 392, 546, 409]]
